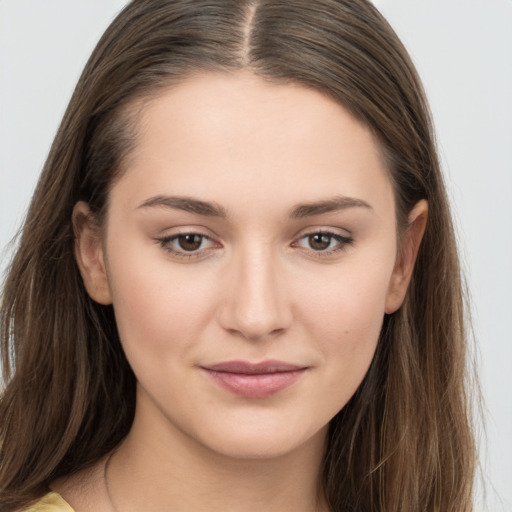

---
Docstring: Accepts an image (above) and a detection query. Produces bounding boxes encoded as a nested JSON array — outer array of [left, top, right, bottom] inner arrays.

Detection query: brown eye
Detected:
[[177, 234, 203, 251], [294, 231, 353, 255], [158, 232, 218, 258], [308, 233, 333, 251]]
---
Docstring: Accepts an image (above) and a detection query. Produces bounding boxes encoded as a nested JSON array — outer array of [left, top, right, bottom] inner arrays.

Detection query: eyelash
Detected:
[[157, 232, 217, 260], [156, 230, 354, 260], [292, 231, 354, 256]]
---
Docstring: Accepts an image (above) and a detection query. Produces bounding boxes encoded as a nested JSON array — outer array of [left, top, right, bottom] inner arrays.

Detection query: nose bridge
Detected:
[[220, 241, 291, 340]]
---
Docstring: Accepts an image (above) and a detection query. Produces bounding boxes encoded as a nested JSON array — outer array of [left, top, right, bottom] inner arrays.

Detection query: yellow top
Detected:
[[22, 492, 75, 512]]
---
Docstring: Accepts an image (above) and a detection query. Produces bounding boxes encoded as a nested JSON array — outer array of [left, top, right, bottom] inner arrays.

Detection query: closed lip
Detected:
[[201, 360, 307, 374], [200, 360, 308, 398]]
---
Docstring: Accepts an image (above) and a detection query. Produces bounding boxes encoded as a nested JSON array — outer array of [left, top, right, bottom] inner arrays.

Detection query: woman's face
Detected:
[[77, 72, 423, 459]]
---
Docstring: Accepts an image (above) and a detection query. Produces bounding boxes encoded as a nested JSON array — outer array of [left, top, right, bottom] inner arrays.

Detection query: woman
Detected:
[[0, 0, 476, 511]]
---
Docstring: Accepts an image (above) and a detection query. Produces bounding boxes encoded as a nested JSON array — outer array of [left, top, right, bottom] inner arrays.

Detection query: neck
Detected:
[[108, 398, 329, 512]]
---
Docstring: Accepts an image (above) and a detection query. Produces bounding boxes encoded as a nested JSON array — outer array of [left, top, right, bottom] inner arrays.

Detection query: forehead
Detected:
[[111, 72, 394, 218]]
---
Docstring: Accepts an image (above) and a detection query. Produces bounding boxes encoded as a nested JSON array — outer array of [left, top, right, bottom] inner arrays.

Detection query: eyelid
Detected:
[[156, 228, 222, 259], [291, 228, 354, 256], [155, 226, 353, 260]]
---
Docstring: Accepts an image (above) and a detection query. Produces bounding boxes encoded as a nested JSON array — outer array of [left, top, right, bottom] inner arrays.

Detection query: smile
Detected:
[[201, 360, 308, 398]]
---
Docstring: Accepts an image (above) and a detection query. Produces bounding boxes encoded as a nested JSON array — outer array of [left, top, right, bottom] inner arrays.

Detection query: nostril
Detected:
[[221, 313, 290, 341]]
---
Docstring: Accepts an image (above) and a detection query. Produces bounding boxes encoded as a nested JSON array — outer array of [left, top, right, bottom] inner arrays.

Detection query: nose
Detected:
[[218, 245, 292, 341]]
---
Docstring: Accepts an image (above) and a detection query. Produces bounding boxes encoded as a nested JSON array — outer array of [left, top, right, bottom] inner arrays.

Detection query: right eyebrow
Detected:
[[290, 195, 373, 218], [137, 195, 228, 218]]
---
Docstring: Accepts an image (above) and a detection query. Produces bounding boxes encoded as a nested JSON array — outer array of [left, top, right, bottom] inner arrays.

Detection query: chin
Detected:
[[189, 415, 329, 462]]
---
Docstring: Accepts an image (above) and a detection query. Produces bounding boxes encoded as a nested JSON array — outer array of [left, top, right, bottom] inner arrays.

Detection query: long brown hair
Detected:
[[0, 1, 475, 510]]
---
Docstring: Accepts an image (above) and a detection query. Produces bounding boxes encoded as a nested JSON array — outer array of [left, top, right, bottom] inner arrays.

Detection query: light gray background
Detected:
[[1, 1, 511, 510]]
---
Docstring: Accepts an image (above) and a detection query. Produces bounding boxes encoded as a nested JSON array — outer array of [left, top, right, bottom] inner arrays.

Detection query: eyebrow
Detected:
[[290, 196, 372, 218], [137, 195, 228, 217], [137, 194, 372, 218]]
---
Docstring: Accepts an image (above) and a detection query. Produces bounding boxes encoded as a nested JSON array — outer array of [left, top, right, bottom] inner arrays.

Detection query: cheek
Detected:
[[105, 243, 218, 363], [310, 278, 386, 361], [301, 247, 394, 337], [296, 252, 395, 402]]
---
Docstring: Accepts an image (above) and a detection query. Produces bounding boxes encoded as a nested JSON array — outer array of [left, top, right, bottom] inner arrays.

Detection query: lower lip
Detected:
[[203, 369, 306, 398]]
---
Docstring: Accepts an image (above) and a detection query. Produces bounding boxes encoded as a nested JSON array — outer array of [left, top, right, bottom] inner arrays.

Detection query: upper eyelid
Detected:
[[160, 232, 217, 246], [293, 231, 352, 245], [158, 230, 353, 257], [157, 227, 219, 244], [157, 227, 351, 241], [157, 233, 219, 259], [298, 230, 349, 239], [158, 225, 215, 235], [293, 226, 353, 239]]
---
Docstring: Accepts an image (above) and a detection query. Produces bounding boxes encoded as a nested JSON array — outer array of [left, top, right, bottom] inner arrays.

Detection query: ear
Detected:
[[385, 199, 428, 314], [73, 201, 113, 305]]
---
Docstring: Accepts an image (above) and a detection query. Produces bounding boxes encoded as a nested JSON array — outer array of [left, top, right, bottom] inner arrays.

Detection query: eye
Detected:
[[175, 234, 206, 251], [157, 232, 218, 257], [294, 231, 353, 254]]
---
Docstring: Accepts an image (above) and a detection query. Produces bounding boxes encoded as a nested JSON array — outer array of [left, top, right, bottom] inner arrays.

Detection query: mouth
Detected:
[[200, 360, 308, 398]]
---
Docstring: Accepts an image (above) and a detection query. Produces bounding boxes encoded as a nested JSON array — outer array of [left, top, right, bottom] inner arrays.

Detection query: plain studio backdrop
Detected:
[[0, 1, 511, 510]]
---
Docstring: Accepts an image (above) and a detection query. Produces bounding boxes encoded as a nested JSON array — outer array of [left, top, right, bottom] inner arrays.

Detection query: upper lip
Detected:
[[201, 360, 306, 374]]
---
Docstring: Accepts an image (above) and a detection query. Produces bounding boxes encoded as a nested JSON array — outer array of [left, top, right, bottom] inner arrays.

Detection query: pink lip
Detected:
[[201, 360, 307, 398]]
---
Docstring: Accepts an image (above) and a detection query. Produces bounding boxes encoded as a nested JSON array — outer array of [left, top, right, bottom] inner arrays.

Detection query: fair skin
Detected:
[[59, 72, 427, 512]]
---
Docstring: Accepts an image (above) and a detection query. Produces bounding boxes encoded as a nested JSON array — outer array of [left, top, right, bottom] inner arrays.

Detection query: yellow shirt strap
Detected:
[[23, 491, 75, 512]]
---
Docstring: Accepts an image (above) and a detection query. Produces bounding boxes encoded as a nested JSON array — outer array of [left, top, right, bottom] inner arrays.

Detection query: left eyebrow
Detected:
[[137, 195, 228, 217], [290, 196, 373, 218]]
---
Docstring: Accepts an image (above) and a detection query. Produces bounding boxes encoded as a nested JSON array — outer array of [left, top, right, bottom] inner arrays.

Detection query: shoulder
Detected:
[[21, 492, 75, 512], [45, 457, 110, 511]]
